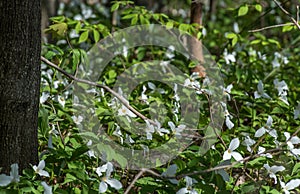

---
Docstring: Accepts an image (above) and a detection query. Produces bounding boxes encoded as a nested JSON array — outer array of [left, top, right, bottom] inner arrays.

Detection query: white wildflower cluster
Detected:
[[254, 80, 271, 99], [221, 102, 234, 129], [273, 79, 289, 105], [0, 164, 20, 187], [95, 162, 122, 193], [272, 52, 289, 68], [223, 49, 236, 65]]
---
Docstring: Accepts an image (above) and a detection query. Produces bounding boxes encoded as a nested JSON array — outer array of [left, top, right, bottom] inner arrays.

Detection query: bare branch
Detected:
[[41, 56, 156, 125], [124, 169, 145, 194], [249, 23, 293, 33], [273, 0, 300, 30]]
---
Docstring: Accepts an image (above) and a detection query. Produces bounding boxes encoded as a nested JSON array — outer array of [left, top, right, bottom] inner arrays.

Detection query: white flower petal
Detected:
[[225, 116, 234, 129], [99, 181, 108, 193], [291, 149, 300, 155], [10, 163, 19, 182], [162, 164, 177, 177], [38, 170, 50, 177], [266, 116, 273, 126], [229, 138, 240, 151], [106, 178, 122, 190], [41, 181, 53, 194], [285, 179, 300, 190], [290, 136, 300, 145], [176, 187, 188, 194], [255, 127, 266, 137], [0, 174, 13, 186], [38, 160, 46, 170], [284, 132, 291, 140], [232, 152, 243, 161], [223, 150, 232, 160], [270, 165, 285, 173], [268, 129, 277, 138], [106, 162, 114, 177]]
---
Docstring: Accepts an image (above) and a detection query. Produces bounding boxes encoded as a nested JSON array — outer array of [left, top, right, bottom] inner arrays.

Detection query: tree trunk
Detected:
[[0, 0, 41, 173], [190, 0, 206, 77]]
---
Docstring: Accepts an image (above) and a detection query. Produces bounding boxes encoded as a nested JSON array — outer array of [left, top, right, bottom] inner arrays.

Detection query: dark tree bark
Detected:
[[0, 0, 41, 173]]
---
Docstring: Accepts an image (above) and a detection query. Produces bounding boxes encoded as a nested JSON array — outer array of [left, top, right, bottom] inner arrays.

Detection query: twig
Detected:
[[124, 169, 145, 194], [41, 56, 156, 125], [248, 23, 293, 32], [273, 0, 300, 31]]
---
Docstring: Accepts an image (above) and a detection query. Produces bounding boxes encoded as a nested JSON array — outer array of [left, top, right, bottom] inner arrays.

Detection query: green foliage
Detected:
[[2, 0, 300, 193]]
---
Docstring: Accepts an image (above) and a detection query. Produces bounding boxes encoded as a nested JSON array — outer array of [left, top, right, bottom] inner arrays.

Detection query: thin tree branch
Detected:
[[273, 0, 300, 30], [41, 56, 156, 125], [124, 169, 145, 194], [248, 23, 293, 33]]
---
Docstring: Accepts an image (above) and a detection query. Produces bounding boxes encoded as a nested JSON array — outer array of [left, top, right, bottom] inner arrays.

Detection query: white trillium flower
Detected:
[[274, 79, 289, 105], [280, 179, 300, 194], [242, 136, 256, 153], [96, 162, 122, 193], [284, 132, 300, 156], [263, 164, 285, 184], [154, 120, 169, 136], [41, 181, 53, 194], [40, 92, 50, 104], [168, 121, 185, 137], [140, 85, 149, 104], [48, 125, 59, 149], [215, 160, 231, 182], [258, 146, 273, 158], [183, 75, 201, 89], [294, 103, 300, 119], [145, 120, 155, 140], [254, 80, 271, 99], [72, 115, 83, 125], [223, 84, 233, 101], [0, 163, 20, 186], [113, 126, 124, 145], [233, 22, 239, 33], [161, 164, 179, 184], [223, 138, 243, 161], [225, 112, 234, 129], [33, 160, 50, 177], [255, 116, 277, 138], [57, 95, 66, 107], [223, 49, 236, 65], [176, 176, 198, 194], [118, 104, 137, 118], [173, 84, 180, 102], [222, 102, 234, 129], [274, 79, 288, 96], [87, 140, 96, 158]]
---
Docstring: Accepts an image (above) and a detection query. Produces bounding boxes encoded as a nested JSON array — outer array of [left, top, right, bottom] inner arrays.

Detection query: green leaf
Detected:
[[255, 4, 262, 12], [49, 23, 68, 36], [166, 21, 174, 29], [250, 39, 261, 45], [282, 24, 294, 32], [226, 33, 237, 39], [93, 29, 100, 42], [238, 5, 249, 17], [63, 173, 77, 184], [131, 15, 138, 25], [79, 30, 89, 43], [70, 146, 89, 160], [292, 162, 300, 175], [111, 3, 119, 12], [75, 21, 81, 34]]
